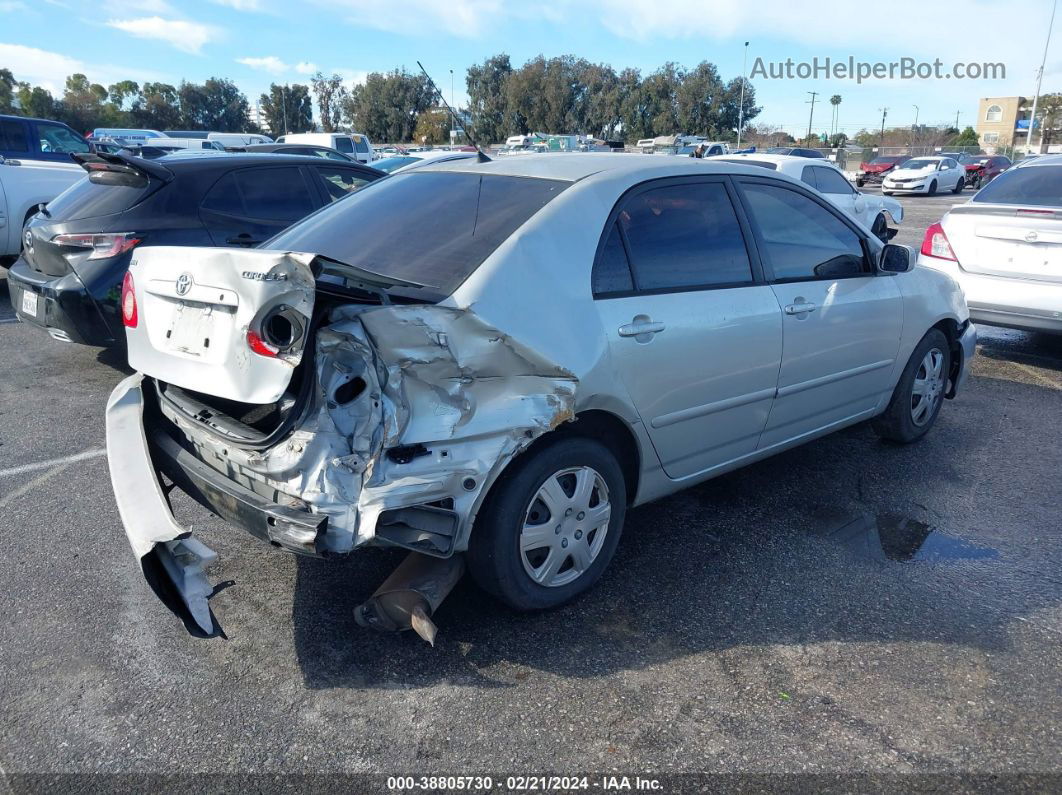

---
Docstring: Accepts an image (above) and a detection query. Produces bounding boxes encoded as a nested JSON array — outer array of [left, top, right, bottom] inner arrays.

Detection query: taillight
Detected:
[[246, 330, 279, 358], [121, 270, 138, 328], [52, 233, 141, 260], [920, 222, 956, 261]]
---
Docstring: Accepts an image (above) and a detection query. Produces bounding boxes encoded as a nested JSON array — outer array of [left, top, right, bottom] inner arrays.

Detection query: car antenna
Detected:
[[416, 61, 491, 163]]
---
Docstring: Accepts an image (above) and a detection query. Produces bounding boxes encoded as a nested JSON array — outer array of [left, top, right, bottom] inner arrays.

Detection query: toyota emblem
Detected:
[[175, 272, 193, 296], [1025, 230, 1039, 243]]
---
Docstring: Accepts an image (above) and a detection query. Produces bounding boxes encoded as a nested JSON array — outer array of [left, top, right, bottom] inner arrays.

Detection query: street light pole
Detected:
[[450, 69, 454, 149], [737, 41, 749, 148], [879, 107, 888, 144], [806, 91, 818, 143], [1027, 0, 1057, 153], [282, 85, 288, 136]]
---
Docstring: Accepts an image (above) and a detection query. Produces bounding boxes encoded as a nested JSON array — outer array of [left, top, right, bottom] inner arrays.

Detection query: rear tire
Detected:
[[927, 180, 938, 196], [467, 437, 626, 611], [872, 329, 951, 444]]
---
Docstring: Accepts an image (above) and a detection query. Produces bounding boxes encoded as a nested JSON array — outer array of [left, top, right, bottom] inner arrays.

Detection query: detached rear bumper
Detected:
[[105, 374, 328, 635]]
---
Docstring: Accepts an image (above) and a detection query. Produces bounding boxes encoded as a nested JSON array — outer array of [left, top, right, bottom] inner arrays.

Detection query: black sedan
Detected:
[[8, 151, 383, 347]]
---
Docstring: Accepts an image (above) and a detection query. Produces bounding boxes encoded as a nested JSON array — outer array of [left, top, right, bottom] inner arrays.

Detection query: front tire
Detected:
[[871, 213, 889, 243], [927, 180, 938, 196], [467, 437, 627, 611], [872, 329, 951, 444], [952, 176, 964, 193]]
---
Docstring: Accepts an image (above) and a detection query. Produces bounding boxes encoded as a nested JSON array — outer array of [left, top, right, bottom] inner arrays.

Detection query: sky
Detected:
[[1, 0, 1058, 137]]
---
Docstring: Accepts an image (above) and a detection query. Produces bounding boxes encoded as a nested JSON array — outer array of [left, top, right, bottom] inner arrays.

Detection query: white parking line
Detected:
[[0, 318, 19, 324], [0, 462, 75, 510], [1008, 360, 1062, 391], [0, 447, 106, 478]]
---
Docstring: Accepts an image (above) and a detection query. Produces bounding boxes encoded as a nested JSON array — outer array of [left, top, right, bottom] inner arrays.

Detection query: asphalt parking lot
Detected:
[[1, 190, 1061, 785]]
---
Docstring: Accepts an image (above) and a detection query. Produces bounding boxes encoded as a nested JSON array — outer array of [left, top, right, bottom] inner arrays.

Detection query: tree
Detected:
[[0, 68, 15, 114], [413, 109, 450, 144], [259, 83, 313, 135], [342, 69, 436, 142], [178, 78, 249, 131], [675, 61, 724, 137], [61, 73, 111, 132], [951, 126, 979, 147], [132, 82, 180, 130], [466, 54, 514, 144], [1033, 92, 1062, 146], [311, 72, 346, 132], [16, 83, 56, 120], [719, 76, 759, 140], [829, 94, 841, 137]]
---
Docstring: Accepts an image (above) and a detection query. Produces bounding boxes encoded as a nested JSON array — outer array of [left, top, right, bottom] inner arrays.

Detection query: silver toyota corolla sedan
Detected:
[[106, 154, 976, 639]]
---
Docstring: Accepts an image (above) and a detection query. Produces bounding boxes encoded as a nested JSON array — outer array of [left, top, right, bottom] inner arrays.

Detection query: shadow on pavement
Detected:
[[289, 373, 1062, 689]]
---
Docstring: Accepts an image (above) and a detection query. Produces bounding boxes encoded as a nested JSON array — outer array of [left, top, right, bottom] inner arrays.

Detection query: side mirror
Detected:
[[879, 243, 914, 273]]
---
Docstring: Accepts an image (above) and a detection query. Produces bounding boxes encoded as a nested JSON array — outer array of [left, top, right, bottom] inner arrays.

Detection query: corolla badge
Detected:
[[175, 272, 194, 296], [1025, 231, 1039, 243]]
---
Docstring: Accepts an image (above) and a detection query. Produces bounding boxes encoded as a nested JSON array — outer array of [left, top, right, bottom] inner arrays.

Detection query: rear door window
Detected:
[[599, 180, 753, 293], [353, 135, 369, 154], [334, 137, 354, 153], [0, 118, 29, 152], [202, 166, 315, 221], [814, 167, 856, 195], [800, 166, 818, 189], [312, 165, 373, 202], [740, 181, 867, 281]]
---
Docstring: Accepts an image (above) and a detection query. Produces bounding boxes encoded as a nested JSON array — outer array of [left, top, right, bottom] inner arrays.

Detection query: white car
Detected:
[[918, 154, 1062, 333], [0, 156, 84, 265], [275, 132, 374, 165], [720, 153, 903, 241], [372, 150, 481, 173], [882, 156, 966, 196], [106, 154, 974, 638]]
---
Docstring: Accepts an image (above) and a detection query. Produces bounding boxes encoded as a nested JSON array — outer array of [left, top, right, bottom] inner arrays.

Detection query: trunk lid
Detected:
[[125, 246, 419, 405], [944, 204, 1062, 283]]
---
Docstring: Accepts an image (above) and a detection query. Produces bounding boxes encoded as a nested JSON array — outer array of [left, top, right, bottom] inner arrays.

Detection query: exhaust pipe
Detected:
[[354, 552, 465, 645]]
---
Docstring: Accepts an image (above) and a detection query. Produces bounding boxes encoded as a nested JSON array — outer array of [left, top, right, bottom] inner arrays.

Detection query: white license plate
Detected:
[[21, 289, 38, 317], [167, 304, 215, 355]]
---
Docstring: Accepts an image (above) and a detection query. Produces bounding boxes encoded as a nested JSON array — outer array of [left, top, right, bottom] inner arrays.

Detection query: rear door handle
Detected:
[[618, 318, 666, 338], [784, 302, 818, 315]]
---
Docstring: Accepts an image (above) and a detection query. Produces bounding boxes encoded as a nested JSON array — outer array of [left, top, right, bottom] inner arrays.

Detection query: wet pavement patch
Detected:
[[812, 511, 998, 564]]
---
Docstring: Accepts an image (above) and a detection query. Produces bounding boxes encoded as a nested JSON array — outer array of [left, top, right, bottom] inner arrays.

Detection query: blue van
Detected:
[[0, 115, 91, 162]]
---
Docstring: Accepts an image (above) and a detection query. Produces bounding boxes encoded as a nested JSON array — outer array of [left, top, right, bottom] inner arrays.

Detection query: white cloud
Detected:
[[295, 61, 318, 75], [106, 16, 220, 54], [211, 0, 261, 8], [0, 1, 28, 12], [0, 42, 162, 93], [237, 55, 289, 74]]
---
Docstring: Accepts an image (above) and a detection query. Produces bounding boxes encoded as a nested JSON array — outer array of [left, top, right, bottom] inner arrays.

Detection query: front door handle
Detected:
[[784, 302, 818, 315], [618, 315, 666, 341]]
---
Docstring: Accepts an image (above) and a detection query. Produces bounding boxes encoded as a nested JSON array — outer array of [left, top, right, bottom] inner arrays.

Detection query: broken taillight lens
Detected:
[[52, 233, 141, 261], [121, 271, 138, 328], [246, 330, 279, 358]]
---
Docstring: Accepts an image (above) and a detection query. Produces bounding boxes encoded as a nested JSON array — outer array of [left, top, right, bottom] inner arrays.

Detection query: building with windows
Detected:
[[976, 96, 1062, 154]]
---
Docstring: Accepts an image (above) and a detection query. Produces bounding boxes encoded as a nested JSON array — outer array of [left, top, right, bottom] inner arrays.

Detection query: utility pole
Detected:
[[450, 69, 454, 149], [955, 110, 961, 131], [282, 85, 288, 136], [911, 104, 919, 144], [1027, 0, 1057, 153], [737, 41, 749, 148], [806, 91, 818, 143], [879, 107, 888, 143]]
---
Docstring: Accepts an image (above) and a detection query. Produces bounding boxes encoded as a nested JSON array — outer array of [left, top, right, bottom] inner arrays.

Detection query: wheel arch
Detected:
[[930, 317, 967, 398]]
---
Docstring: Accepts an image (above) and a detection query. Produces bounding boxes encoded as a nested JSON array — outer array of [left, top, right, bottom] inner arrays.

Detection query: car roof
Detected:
[[153, 151, 374, 169], [1015, 153, 1062, 167], [718, 153, 838, 168], [416, 152, 816, 183]]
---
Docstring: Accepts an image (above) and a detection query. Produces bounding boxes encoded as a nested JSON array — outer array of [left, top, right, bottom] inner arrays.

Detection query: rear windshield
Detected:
[[972, 166, 1062, 207], [44, 174, 158, 221], [266, 171, 569, 297], [373, 156, 419, 173]]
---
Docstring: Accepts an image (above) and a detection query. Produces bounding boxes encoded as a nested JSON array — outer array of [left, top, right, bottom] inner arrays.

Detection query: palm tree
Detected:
[[830, 95, 842, 138]]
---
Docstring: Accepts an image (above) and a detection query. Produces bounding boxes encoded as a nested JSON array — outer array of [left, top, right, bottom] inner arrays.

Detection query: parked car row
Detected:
[[8, 151, 383, 345], [858, 153, 1014, 193]]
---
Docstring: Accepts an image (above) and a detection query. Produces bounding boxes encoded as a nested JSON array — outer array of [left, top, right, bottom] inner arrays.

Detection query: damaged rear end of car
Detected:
[[106, 167, 577, 639]]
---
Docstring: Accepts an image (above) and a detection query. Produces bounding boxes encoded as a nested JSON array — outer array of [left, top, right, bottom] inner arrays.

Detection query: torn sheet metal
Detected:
[[125, 247, 317, 404], [354, 552, 466, 645]]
